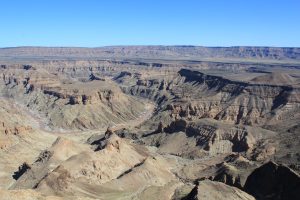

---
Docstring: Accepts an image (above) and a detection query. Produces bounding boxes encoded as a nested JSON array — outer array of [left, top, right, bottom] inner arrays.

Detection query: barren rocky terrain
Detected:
[[0, 46, 299, 200]]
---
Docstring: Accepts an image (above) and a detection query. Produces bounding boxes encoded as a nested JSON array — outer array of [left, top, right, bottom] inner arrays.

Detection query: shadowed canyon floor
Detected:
[[0, 46, 300, 200]]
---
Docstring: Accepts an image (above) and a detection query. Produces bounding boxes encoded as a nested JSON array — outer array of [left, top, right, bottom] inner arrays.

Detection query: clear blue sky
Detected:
[[0, 0, 299, 47]]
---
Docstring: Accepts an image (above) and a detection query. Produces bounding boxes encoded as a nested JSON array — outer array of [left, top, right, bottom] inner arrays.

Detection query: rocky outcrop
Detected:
[[1, 46, 300, 200], [0, 99, 34, 149], [11, 130, 180, 199], [0, 123, 32, 136], [11, 136, 91, 190], [114, 70, 178, 105], [244, 161, 300, 200], [160, 119, 275, 155], [12, 162, 31, 180], [43, 87, 116, 105], [116, 68, 300, 128], [162, 69, 300, 126], [212, 162, 243, 188], [0, 67, 148, 130], [182, 180, 255, 200], [210, 154, 258, 189]]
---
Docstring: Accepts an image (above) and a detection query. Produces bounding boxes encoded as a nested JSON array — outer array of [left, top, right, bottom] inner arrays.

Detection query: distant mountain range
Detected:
[[0, 46, 300, 61]]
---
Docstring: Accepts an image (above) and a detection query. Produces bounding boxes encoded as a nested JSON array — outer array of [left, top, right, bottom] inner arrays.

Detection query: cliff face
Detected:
[[0, 66, 147, 130], [167, 69, 300, 125], [42, 83, 121, 106], [116, 68, 300, 127], [113, 68, 298, 160], [140, 118, 276, 158], [1, 46, 299, 200]]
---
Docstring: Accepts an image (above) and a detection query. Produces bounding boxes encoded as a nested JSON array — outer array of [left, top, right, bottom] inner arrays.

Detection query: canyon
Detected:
[[0, 46, 299, 200]]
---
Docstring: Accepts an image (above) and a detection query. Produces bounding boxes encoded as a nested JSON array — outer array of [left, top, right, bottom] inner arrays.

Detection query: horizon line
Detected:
[[0, 45, 300, 49]]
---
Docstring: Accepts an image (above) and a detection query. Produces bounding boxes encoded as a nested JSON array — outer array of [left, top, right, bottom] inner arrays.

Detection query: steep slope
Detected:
[[244, 161, 300, 200], [0, 98, 57, 189], [170, 69, 300, 125], [0, 99, 33, 149], [0, 47, 299, 199], [12, 131, 181, 199], [120, 68, 300, 127], [181, 180, 255, 200], [0, 66, 148, 130], [251, 72, 296, 85], [11, 136, 91, 190], [113, 68, 299, 164], [140, 118, 276, 159]]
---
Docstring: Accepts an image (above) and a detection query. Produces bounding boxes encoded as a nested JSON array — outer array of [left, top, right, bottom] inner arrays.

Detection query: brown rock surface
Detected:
[[0, 189, 63, 200], [0, 66, 148, 130], [182, 180, 255, 200], [0, 46, 300, 199]]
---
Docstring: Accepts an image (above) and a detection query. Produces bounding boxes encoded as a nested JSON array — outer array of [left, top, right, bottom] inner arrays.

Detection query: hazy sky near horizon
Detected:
[[0, 0, 299, 47]]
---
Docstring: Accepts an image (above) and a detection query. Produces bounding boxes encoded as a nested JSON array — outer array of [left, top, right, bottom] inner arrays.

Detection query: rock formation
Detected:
[[0, 46, 300, 199], [182, 180, 255, 200], [0, 66, 148, 130], [244, 161, 300, 200]]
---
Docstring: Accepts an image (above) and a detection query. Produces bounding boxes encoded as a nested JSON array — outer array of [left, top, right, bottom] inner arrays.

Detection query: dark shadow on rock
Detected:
[[244, 161, 300, 200], [12, 162, 31, 180]]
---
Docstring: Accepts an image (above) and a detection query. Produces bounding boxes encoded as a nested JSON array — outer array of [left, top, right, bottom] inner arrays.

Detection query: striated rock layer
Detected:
[[0, 66, 147, 130]]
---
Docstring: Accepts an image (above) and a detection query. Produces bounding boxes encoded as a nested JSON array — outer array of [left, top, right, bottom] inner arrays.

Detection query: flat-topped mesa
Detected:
[[178, 68, 298, 91], [4, 78, 99, 106], [0, 66, 147, 130], [1, 46, 300, 60], [250, 72, 296, 85], [1, 69, 125, 106], [43, 87, 119, 105]]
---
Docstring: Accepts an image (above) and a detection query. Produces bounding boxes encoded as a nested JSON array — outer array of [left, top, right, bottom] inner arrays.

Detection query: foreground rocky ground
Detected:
[[0, 46, 300, 200]]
